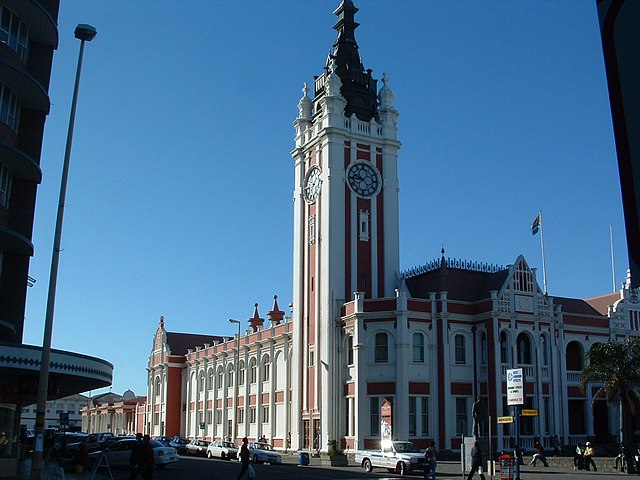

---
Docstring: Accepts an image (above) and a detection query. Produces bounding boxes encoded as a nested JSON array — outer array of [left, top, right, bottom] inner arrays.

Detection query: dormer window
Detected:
[[0, 7, 28, 61]]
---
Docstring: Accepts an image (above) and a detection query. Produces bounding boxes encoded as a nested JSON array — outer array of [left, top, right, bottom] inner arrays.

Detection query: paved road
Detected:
[[83, 455, 633, 480], [14, 454, 634, 480]]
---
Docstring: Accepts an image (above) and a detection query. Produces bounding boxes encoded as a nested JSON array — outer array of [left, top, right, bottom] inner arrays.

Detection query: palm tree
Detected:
[[581, 338, 640, 449]]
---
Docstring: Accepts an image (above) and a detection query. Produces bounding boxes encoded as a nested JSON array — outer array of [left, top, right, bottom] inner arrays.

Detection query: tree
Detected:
[[581, 338, 640, 448]]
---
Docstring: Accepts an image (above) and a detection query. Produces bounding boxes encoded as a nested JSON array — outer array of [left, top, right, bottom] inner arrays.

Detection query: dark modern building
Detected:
[[0, 2, 112, 476]]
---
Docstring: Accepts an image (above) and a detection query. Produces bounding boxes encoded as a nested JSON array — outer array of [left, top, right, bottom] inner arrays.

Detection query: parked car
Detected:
[[206, 441, 238, 460], [169, 436, 190, 455], [355, 440, 427, 475], [248, 442, 282, 464], [185, 439, 209, 457], [89, 438, 178, 469], [154, 436, 172, 447]]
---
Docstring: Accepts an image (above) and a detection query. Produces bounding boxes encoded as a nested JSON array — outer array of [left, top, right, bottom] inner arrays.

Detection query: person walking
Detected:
[[128, 433, 145, 480], [467, 441, 486, 480], [140, 435, 154, 480], [573, 442, 584, 470], [235, 437, 251, 480], [424, 440, 437, 479], [584, 442, 597, 471], [529, 440, 548, 467]]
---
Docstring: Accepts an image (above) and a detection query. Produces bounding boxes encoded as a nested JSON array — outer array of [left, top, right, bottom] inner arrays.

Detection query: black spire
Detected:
[[319, 0, 378, 122]]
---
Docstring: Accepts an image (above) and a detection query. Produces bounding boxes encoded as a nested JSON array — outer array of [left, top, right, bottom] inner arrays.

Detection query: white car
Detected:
[[248, 442, 282, 464], [206, 441, 238, 460], [89, 438, 179, 469]]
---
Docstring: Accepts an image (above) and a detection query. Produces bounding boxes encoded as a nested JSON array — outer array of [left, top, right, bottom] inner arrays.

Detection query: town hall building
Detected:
[[144, 0, 640, 456]]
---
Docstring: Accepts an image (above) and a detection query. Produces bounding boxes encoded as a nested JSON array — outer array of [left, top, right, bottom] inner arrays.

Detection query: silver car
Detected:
[[248, 442, 282, 464], [206, 441, 238, 460], [89, 438, 179, 469]]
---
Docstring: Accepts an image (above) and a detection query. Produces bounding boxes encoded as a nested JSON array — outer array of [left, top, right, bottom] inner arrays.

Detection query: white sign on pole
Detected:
[[506, 368, 524, 406]]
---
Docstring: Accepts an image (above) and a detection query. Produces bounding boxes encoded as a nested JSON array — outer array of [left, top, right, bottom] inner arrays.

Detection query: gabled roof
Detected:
[[165, 332, 229, 356], [404, 256, 509, 302], [554, 296, 609, 317], [584, 292, 619, 316]]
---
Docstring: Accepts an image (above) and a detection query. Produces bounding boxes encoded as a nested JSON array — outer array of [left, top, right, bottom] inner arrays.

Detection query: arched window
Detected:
[[154, 376, 161, 397], [216, 366, 224, 389], [347, 336, 354, 366], [566, 341, 583, 371], [480, 332, 487, 365], [500, 331, 509, 364], [517, 333, 532, 364], [198, 371, 205, 391], [262, 355, 270, 382], [227, 364, 234, 386], [375, 332, 388, 363], [455, 334, 466, 364], [412, 333, 425, 363], [239, 360, 246, 385], [249, 358, 257, 383], [541, 335, 549, 366], [207, 368, 214, 390]]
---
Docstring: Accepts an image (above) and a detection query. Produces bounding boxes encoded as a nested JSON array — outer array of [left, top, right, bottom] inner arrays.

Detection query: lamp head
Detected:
[[228, 319, 241, 325], [75, 24, 97, 41]]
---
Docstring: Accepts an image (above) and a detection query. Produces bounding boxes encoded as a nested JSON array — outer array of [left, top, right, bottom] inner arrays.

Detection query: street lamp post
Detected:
[[228, 319, 241, 444], [31, 24, 97, 480]]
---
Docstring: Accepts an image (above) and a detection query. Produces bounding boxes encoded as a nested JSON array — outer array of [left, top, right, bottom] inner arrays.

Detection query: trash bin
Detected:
[[499, 453, 515, 480], [299, 451, 310, 465]]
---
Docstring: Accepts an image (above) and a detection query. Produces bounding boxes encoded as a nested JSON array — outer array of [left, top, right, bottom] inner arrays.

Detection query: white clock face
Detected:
[[303, 166, 322, 203], [346, 161, 382, 198]]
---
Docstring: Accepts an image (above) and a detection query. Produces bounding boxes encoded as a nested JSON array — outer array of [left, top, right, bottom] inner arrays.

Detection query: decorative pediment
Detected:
[[496, 255, 551, 316]]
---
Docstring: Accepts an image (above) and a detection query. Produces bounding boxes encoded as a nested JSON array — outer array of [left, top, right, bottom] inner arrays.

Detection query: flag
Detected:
[[531, 213, 541, 236]]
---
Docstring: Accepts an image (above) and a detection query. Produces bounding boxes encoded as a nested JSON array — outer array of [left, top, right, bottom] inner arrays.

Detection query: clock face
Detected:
[[303, 166, 322, 203], [346, 161, 382, 198]]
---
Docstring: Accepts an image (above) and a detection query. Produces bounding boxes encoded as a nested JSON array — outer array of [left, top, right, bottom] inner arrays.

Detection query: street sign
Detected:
[[506, 368, 524, 406], [497, 416, 514, 423], [200, 422, 205, 430], [521, 409, 538, 417]]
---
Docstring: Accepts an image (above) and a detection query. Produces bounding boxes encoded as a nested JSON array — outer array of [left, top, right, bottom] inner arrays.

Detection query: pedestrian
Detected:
[[140, 435, 154, 480], [467, 441, 486, 480], [0, 432, 8, 457], [583, 442, 597, 471], [573, 442, 584, 470], [424, 440, 437, 479], [614, 444, 627, 472], [235, 436, 251, 480], [128, 433, 144, 480], [529, 440, 548, 467]]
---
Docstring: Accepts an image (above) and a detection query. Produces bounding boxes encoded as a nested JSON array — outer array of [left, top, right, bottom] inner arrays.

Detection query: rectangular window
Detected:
[[262, 405, 269, 423], [249, 407, 256, 424], [408, 397, 416, 436], [370, 397, 379, 436], [308, 348, 315, 367], [206, 409, 213, 424], [238, 408, 244, 424], [375, 333, 388, 363], [359, 210, 370, 241], [216, 409, 222, 425], [421, 397, 429, 435], [456, 398, 468, 436], [455, 335, 466, 364]]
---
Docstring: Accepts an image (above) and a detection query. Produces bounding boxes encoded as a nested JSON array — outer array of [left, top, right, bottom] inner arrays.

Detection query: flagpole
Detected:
[[610, 224, 617, 292], [539, 211, 548, 295]]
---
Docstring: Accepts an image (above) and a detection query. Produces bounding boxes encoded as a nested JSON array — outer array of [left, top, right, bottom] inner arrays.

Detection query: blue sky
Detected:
[[23, 1, 626, 397]]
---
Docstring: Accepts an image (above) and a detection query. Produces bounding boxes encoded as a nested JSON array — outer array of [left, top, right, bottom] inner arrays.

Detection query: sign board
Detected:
[[200, 422, 206, 430], [497, 416, 514, 424], [506, 368, 524, 406], [521, 409, 538, 417]]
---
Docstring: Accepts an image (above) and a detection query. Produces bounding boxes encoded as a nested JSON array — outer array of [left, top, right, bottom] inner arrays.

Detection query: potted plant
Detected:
[[321, 439, 348, 467]]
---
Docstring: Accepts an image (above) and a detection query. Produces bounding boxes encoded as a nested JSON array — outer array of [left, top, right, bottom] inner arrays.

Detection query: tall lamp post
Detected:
[[31, 24, 97, 480], [228, 319, 241, 444]]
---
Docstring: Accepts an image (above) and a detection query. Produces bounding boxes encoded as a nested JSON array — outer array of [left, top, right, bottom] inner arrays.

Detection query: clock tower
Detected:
[[291, 0, 401, 450]]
